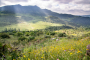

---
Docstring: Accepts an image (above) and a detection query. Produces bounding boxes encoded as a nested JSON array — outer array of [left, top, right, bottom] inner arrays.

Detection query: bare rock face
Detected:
[[86, 44, 90, 56]]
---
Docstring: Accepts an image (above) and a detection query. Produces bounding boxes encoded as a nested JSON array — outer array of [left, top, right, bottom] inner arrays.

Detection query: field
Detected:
[[0, 27, 90, 60], [0, 21, 63, 32]]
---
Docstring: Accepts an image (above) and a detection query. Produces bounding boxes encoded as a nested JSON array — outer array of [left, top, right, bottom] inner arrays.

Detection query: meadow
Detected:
[[0, 21, 63, 32], [0, 27, 90, 60]]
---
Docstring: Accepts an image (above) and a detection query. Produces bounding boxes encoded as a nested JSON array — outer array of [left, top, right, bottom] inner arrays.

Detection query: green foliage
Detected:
[[36, 31, 43, 36], [0, 33, 10, 38], [8, 32, 14, 35], [30, 31, 36, 36], [28, 36, 35, 41], [45, 26, 73, 31], [50, 32, 56, 35], [46, 32, 50, 35], [0, 42, 3, 57], [10, 49, 20, 59], [82, 33, 90, 37], [0, 43, 21, 59], [22, 31, 25, 33], [58, 33, 67, 37], [16, 32, 23, 36], [44, 35, 51, 38], [13, 31, 16, 33], [18, 36, 27, 41], [25, 32, 29, 36], [0, 43, 8, 57]]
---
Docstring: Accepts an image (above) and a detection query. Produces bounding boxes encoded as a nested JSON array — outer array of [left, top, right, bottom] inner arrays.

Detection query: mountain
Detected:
[[0, 4, 90, 27], [81, 15, 90, 17]]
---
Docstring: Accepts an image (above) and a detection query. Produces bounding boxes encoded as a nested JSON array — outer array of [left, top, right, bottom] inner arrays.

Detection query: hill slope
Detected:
[[0, 4, 90, 28]]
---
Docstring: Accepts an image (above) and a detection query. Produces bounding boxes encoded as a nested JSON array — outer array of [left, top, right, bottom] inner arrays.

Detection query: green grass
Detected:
[[0, 21, 63, 32], [0, 27, 90, 60], [15, 35, 90, 60]]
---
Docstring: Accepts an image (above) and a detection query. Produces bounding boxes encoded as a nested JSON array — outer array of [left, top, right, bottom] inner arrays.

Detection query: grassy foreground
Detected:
[[0, 28, 90, 60], [18, 37, 90, 60]]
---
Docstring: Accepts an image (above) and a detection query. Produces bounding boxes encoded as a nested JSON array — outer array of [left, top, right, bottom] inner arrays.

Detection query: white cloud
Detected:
[[0, 0, 90, 15]]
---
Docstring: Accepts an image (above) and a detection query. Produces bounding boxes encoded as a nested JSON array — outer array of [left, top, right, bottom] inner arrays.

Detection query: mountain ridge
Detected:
[[0, 4, 90, 27]]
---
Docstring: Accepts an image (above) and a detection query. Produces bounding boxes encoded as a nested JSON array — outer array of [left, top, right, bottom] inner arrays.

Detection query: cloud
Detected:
[[0, 0, 90, 15], [0, 0, 29, 6], [2, 0, 28, 2], [75, 0, 90, 4], [54, 0, 73, 4], [42, 0, 50, 1], [67, 9, 90, 15]]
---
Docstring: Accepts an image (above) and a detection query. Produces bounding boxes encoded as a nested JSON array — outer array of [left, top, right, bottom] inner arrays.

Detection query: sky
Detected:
[[0, 0, 90, 15]]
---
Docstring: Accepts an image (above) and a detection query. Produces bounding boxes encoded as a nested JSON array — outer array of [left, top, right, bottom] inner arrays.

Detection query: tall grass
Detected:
[[16, 37, 90, 60]]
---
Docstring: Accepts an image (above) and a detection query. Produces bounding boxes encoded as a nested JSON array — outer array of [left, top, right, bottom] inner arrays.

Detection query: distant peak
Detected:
[[15, 4, 21, 6]]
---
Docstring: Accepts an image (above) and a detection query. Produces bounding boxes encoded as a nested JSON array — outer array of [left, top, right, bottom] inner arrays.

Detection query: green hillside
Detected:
[[0, 5, 90, 28]]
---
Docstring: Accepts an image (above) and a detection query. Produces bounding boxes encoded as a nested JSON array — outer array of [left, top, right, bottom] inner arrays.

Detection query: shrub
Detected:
[[36, 31, 43, 36], [82, 33, 90, 37], [13, 31, 16, 33], [16, 32, 23, 36], [0, 43, 20, 59], [25, 32, 29, 36], [18, 36, 27, 41], [0, 42, 3, 57], [58, 33, 67, 37], [0, 43, 8, 57], [44, 35, 51, 38], [30, 32, 36, 36], [0, 33, 10, 38], [46, 32, 50, 35], [22, 31, 25, 33], [28, 36, 35, 41], [50, 32, 56, 35], [9, 32, 14, 35]]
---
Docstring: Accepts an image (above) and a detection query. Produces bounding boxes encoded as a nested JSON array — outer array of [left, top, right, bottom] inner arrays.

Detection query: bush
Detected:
[[13, 31, 16, 33], [0, 43, 8, 57], [18, 36, 27, 41], [36, 31, 43, 36], [16, 32, 23, 36], [9, 32, 14, 35], [44, 35, 51, 38], [28, 36, 35, 41], [0, 33, 10, 38], [46, 32, 50, 35], [30, 32, 36, 36], [25, 32, 29, 36], [0, 43, 20, 59], [82, 33, 90, 37], [58, 33, 66, 37], [50, 32, 56, 35]]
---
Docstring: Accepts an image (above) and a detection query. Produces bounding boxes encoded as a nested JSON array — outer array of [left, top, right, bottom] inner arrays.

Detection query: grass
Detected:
[[0, 27, 90, 60], [55, 28, 90, 37], [17, 37, 90, 60], [0, 21, 63, 32]]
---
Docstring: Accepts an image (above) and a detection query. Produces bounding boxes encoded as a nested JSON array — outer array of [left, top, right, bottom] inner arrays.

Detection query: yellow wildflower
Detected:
[[70, 53, 72, 55], [23, 55, 26, 57], [77, 51, 81, 53], [86, 49, 89, 50], [28, 52, 31, 53], [41, 57, 43, 58], [13, 59, 16, 60], [28, 58, 30, 60]]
